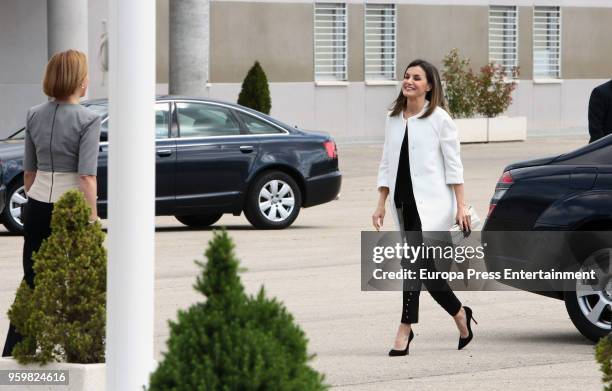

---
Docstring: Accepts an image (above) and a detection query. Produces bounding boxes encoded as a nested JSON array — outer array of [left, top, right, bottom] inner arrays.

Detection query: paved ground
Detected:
[[0, 134, 605, 390]]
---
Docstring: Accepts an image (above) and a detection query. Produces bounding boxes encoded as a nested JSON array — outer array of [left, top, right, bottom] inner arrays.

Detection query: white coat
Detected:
[[377, 103, 464, 231]]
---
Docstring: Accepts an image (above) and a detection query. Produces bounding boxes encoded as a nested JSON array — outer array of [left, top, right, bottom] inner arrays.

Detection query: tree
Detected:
[[149, 230, 327, 390], [237, 61, 272, 114], [441, 48, 479, 119], [596, 335, 612, 391], [474, 63, 518, 118], [9, 190, 106, 364]]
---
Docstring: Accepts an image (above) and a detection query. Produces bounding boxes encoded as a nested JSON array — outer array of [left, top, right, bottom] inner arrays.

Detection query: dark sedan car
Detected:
[[483, 136, 612, 342], [0, 97, 341, 234]]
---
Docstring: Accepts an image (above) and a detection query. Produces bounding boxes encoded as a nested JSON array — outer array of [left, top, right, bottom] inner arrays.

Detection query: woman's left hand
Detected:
[[456, 204, 471, 232]]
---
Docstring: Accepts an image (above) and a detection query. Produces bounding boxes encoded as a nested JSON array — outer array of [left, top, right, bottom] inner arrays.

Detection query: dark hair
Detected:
[[389, 59, 447, 119]]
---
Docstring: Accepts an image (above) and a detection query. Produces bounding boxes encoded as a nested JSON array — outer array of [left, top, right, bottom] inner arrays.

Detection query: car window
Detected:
[[155, 103, 170, 139], [99, 103, 169, 141], [176, 102, 240, 138], [236, 111, 284, 135]]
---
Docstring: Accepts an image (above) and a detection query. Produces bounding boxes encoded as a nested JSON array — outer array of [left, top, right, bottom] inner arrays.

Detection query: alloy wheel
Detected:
[[575, 248, 612, 330], [9, 185, 27, 228], [258, 179, 295, 222]]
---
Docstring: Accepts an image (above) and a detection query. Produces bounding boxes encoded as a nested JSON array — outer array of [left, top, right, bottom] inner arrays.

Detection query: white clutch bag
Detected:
[[450, 205, 482, 237]]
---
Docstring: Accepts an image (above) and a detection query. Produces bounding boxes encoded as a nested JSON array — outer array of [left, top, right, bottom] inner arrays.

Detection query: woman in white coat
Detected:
[[372, 59, 477, 356]]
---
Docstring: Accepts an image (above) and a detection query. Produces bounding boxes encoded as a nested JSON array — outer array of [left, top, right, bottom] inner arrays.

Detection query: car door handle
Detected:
[[239, 145, 254, 153], [157, 149, 173, 157]]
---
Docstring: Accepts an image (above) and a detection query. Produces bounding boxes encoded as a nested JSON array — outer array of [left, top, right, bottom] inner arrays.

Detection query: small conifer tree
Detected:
[[8, 190, 106, 364], [596, 335, 612, 391], [237, 61, 272, 114], [149, 230, 327, 390]]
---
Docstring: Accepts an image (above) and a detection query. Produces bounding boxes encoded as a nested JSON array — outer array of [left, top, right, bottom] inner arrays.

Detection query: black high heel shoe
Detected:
[[458, 306, 477, 350], [388, 329, 415, 357]]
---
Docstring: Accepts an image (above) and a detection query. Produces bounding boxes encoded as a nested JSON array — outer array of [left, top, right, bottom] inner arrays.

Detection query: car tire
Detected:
[[244, 171, 302, 229], [563, 247, 611, 343], [0, 179, 26, 235], [175, 213, 223, 228]]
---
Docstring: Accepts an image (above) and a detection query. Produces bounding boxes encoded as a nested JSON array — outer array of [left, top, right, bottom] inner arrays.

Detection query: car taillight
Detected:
[[488, 171, 513, 217], [323, 140, 337, 159]]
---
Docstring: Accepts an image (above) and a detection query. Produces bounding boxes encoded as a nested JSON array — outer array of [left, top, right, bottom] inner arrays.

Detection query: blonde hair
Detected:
[[43, 50, 88, 99]]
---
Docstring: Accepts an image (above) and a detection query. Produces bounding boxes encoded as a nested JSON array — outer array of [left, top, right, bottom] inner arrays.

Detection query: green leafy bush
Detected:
[[596, 335, 612, 391], [474, 63, 518, 118], [237, 61, 272, 114], [149, 230, 327, 390], [441, 48, 479, 119], [8, 190, 106, 364]]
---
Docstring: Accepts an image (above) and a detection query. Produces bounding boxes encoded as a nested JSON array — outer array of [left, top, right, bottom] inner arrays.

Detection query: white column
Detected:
[[169, 0, 209, 95], [107, 0, 156, 390], [47, 0, 88, 56]]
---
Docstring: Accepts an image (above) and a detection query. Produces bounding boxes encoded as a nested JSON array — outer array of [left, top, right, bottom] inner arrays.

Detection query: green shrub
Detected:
[[441, 48, 479, 119], [238, 61, 272, 114], [8, 190, 106, 364], [149, 230, 327, 390], [474, 63, 518, 118], [596, 335, 612, 391]]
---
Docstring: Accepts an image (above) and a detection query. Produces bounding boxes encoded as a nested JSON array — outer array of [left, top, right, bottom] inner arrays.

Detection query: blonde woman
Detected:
[[372, 59, 476, 356], [2, 50, 101, 357]]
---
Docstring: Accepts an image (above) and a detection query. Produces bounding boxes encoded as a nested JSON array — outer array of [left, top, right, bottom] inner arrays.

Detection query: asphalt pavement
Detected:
[[0, 134, 603, 390]]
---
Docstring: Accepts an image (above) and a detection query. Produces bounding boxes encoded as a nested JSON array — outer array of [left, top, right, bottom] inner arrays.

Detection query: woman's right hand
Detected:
[[372, 205, 385, 231]]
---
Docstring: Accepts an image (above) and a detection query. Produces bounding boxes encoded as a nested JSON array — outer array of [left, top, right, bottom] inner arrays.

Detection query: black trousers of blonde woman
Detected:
[[2, 199, 54, 357]]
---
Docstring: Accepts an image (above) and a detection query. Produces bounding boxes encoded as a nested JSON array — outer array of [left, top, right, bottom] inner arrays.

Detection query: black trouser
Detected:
[[2, 198, 53, 357], [397, 202, 462, 324]]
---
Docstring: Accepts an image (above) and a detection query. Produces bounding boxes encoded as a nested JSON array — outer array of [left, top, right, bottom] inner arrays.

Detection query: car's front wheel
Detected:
[[175, 213, 223, 228], [244, 171, 301, 229], [1, 179, 26, 235], [564, 248, 612, 342]]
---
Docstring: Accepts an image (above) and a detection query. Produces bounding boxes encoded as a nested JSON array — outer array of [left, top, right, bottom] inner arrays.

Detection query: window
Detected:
[[488, 5, 518, 78], [365, 4, 396, 81], [533, 6, 561, 79], [176, 102, 241, 138], [314, 3, 347, 81], [98, 103, 169, 141], [237, 111, 284, 135], [154, 103, 170, 139]]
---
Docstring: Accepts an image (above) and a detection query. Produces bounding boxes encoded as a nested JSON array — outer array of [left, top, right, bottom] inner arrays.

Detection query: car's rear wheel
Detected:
[[244, 171, 301, 229], [175, 213, 223, 228], [1, 179, 26, 235], [564, 248, 612, 342]]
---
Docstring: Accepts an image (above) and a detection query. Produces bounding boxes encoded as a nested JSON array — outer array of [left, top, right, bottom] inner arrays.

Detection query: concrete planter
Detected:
[[454, 118, 488, 143], [487, 116, 527, 142], [0, 358, 105, 391]]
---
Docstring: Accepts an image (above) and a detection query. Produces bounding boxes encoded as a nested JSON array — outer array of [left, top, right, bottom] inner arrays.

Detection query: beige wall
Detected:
[[518, 6, 532, 80], [347, 4, 364, 82], [209, 2, 313, 83], [157, 0, 169, 83], [562, 7, 612, 79], [396, 5, 488, 78]]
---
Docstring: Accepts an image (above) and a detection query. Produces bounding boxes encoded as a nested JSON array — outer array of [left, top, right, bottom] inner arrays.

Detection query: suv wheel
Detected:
[[175, 213, 223, 228], [564, 248, 612, 342], [1, 179, 26, 235], [244, 171, 301, 229]]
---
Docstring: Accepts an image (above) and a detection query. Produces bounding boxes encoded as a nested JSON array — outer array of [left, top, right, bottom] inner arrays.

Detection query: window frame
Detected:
[[234, 110, 286, 135], [174, 101, 244, 139], [314, 2, 348, 82], [533, 5, 562, 80], [364, 3, 396, 81], [488, 5, 519, 79]]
